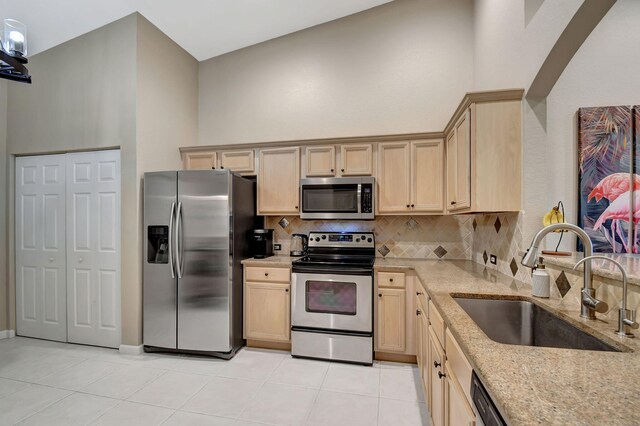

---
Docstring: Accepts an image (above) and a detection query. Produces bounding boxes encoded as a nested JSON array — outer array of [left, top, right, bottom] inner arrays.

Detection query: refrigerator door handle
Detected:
[[175, 201, 183, 279], [168, 202, 176, 279]]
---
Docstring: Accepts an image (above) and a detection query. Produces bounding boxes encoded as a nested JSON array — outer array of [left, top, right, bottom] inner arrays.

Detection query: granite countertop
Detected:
[[241, 255, 295, 267], [374, 258, 640, 426], [541, 252, 640, 286]]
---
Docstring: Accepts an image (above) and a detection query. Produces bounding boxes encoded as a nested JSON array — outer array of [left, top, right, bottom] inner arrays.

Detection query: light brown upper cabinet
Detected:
[[220, 150, 255, 175], [444, 90, 523, 213], [183, 151, 217, 170], [305, 145, 336, 177], [446, 111, 471, 211], [378, 140, 444, 214], [258, 147, 300, 215], [340, 144, 373, 176]]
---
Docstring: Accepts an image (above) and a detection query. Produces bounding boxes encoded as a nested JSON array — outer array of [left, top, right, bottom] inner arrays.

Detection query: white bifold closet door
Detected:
[[15, 155, 68, 342], [66, 150, 121, 348], [15, 150, 121, 348]]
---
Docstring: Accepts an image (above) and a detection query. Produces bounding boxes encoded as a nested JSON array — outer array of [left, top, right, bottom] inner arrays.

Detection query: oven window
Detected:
[[302, 185, 358, 213], [305, 280, 357, 315]]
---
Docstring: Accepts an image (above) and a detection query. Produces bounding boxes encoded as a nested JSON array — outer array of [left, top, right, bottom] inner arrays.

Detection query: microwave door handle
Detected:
[[357, 184, 362, 214], [168, 202, 176, 279]]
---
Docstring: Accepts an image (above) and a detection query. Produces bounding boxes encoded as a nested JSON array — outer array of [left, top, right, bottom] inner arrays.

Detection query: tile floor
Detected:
[[0, 337, 429, 425]]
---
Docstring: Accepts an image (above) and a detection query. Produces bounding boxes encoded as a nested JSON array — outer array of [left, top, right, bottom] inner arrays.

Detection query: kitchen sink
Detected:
[[453, 296, 621, 352]]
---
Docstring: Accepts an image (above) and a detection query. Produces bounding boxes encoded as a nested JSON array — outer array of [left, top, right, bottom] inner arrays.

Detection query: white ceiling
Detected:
[[0, 0, 392, 61]]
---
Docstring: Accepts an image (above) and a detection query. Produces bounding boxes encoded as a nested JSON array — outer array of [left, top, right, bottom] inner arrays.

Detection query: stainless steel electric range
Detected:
[[291, 231, 375, 365]]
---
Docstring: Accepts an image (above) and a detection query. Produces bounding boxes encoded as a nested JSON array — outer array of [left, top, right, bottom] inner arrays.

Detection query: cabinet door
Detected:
[[184, 151, 217, 170], [412, 140, 444, 212], [446, 363, 476, 426], [258, 147, 300, 214], [340, 144, 373, 176], [378, 142, 411, 213], [245, 282, 290, 342], [421, 314, 431, 411], [416, 303, 424, 379], [306, 145, 336, 177], [376, 287, 406, 352], [453, 111, 471, 210], [429, 327, 446, 426], [220, 150, 255, 174]]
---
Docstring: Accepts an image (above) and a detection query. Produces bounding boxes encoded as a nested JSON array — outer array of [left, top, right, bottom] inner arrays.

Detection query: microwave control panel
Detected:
[[361, 185, 373, 213]]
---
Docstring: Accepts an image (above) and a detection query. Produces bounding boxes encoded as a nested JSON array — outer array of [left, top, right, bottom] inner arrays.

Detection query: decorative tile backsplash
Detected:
[[266, 215, 474, 260]]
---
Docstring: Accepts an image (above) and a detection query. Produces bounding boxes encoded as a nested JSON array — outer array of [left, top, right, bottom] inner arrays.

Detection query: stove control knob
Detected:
[[367, 237, 373, 243], [315, 237, 320, 242], [356, 238, 360, 242], [321, 235, 326, 239]]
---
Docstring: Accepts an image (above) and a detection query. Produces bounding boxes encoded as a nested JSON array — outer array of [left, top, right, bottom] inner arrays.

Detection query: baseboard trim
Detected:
[[247, 339, 292, 351], [0, 330, 16, 340], [375, 352, 417, 364], [119, 344, 144, 355]]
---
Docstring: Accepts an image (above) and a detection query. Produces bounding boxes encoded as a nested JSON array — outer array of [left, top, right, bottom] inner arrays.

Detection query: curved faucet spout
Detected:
[[521, 223, 606, 319]]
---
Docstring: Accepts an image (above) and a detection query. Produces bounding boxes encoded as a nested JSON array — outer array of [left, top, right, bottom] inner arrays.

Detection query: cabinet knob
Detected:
[[331, 169, 334, 172], [411, 204, 415, 208], [389, 278, 393, 282], [295, 206, 299, 209], [406, 204, 410, 208], [416, 309, 421, 316], [265, 272, 269, 276], [416, 291, 423, 296], [220, 166, 224, 169], [438, 371, 446, 379], [450, 201, 456, 205], [378, 293, 382, 298], [341, 169, 345, 172], [434, 361, 441, 368], [285, 288, 289, 293]]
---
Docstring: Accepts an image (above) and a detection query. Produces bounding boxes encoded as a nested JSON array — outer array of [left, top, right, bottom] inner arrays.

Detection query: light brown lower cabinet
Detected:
[[446, 361, 476, 426], [377, 287, 406, 352], [244, 278, 290, 343], [429, 325, 446, 426]]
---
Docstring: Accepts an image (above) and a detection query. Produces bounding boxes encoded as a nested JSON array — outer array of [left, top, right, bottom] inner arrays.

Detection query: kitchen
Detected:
[[1, 0, 640, 425]]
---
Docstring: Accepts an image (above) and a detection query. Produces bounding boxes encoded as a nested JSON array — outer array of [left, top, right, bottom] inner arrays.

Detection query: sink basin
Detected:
[[453, 296, 620, 352]]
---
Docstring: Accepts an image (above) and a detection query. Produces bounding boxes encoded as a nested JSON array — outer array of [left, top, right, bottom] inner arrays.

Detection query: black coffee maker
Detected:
[[252, 229, 274, 258]]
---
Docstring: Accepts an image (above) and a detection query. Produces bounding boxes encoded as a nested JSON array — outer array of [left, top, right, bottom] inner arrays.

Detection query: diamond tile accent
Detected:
[[378, 245, 390, 257], [472, 218, 478, 231], [555, 271, 572, 298], [278, 217, 289, 229], [483, 250, 488, 264], [494, 217, 502, 233], [509, 257, 518, 276], [406, 218, 418, 230], [434, 246, 447, 258]]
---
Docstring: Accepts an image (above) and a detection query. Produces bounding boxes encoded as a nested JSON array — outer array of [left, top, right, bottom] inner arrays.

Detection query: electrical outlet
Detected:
[[490, 254, 497, 265], [273, 244, 282, 251]]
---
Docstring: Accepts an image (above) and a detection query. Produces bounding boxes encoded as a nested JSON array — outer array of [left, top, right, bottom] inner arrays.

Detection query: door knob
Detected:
[[49, 257, 54, 262], [79, 258, 84, 263]]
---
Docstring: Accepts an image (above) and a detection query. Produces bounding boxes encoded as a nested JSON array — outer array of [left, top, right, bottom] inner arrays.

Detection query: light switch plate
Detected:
[[490, 254, 497, 265], [274, 244, 282, 251]]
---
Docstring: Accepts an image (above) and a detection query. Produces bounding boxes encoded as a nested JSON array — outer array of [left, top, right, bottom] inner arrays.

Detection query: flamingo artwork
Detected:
[[588, 173, 640, 252]]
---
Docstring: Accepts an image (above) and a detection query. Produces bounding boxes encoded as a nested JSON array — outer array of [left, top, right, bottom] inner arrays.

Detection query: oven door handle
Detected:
[[291, 266, 373, 276]]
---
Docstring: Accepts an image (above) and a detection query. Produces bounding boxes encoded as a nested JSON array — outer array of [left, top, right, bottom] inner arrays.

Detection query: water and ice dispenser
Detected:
[[147, 226, 169, 264]]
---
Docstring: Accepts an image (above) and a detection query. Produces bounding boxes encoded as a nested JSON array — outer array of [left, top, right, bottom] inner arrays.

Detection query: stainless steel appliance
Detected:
[[290, 234, 308, 257], [299, 177, 374, 220], [471, 371, 506, 426], [252, 229, 274, 259], [143, 170, 255, 359], [291, 231, 375, 365]]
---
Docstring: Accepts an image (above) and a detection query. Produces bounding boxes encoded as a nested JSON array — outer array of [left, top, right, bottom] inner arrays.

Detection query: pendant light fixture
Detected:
[[0, 18, 31, 83]]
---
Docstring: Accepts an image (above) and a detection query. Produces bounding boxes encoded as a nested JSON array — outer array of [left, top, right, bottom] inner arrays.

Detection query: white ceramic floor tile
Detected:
[[378, 397, 430, 426], [80, 365, 165, 399], [18, 392, 118, 426], [92, 401, 174, 425], [181, 377, 261, 418], [128, 371, 210, 409], [321, 363, 380, 397], [0, 377, 30, 398], [0, 353, 86, 382], [239, 382, 317, 425], [306, 390, 379, 426], [218, 349, 284, 382], [163, 411, 237, 426], [0, 384, 72, 425], [35, 359, 122, 391], [137, 354, 226, 376], [379, 368, 424, 402], [267, 358, 329, 389]]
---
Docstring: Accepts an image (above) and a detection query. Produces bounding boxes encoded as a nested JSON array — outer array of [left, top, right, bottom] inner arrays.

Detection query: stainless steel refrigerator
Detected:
[[143, 170, 255, 359]]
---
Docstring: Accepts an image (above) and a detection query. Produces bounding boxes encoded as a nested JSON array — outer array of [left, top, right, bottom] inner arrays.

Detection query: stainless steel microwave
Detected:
[[299, 177, 375, 220]]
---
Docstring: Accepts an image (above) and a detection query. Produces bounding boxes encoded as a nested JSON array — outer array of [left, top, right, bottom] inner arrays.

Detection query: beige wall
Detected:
[[199, 0, 474, 145], [130, 15, 198, 345], [5, 15, 138, 342], [0, 81, 7, 331]]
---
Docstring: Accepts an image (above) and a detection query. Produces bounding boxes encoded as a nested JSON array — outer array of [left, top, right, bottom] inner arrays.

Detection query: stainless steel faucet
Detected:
[[573, 255, 639, 337], [522, 223, 608, 319]]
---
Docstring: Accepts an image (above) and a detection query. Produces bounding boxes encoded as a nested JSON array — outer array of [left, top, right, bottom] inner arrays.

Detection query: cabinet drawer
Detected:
[[429, 300, 445, 348], [378, 272, 405, 288], [445, 328, 473, 405], [245, 267, 290, 283]]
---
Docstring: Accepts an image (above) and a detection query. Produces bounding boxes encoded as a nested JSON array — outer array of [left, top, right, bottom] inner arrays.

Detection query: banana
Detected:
[[543, 207, 564, 232]]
